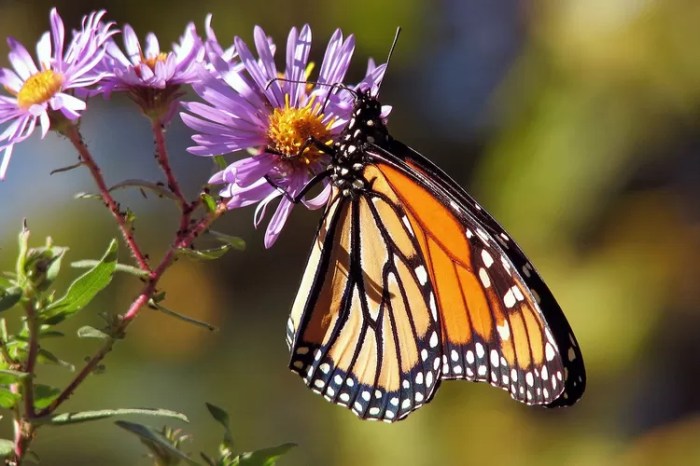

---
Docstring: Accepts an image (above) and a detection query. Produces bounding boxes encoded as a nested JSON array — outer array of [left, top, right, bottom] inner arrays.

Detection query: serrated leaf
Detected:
[[0, 286, 22, 312], [33, 384, 61, 409], [235, 443, 296, 466], [77, 326, 109, 339], [0, 387, 20, 409], [176, 244, 233, 261], [152, 303, 217, 332], [109, 179, 178, 200], [43, 240, 117, 324], [208, 231, 246, 251], [116, 421, 199, 466], [0, 439, 13, 459], [71, 260, 149, 278], [206, 403, 233, 448], [44, 408, 188, 426]]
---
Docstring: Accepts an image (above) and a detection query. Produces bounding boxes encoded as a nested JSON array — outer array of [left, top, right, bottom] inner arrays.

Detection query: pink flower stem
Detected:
[[152, 119, 190, 214], [65, 126, 152, 274]]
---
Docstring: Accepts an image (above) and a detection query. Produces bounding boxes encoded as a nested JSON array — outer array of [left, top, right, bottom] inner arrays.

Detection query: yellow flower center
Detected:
[[143, 52, 168, 70], [17, 70, 63, 109], [267, 95, 333, 164]]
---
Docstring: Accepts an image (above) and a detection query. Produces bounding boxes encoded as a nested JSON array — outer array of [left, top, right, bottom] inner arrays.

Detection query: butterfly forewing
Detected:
[[381, 141, 586, 406]]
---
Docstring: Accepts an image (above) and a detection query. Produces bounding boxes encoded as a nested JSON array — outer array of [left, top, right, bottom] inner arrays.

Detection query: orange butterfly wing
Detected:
[[374, 161, 572, 405]]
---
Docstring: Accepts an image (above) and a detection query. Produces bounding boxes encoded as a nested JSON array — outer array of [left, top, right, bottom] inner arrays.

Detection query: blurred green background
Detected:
[[1, 0, 700, 464]]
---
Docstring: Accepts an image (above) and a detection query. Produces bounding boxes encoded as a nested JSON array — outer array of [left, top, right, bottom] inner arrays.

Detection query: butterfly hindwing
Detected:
[[288, 188, 443, 422]]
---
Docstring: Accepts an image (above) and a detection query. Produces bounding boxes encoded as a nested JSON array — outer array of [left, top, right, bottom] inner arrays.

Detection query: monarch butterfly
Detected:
[[284, 86, 586, 422]]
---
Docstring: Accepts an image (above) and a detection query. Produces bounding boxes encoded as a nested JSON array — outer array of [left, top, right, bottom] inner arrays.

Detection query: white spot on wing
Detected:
[[429, 331, 438, 348], [481, 250, 494, 268], [545, 343, 556, 362], [497, 321, 511, 340], [503, 289, 516, 308], [415, 265, 428, 285], [478, 268, 491, 288]]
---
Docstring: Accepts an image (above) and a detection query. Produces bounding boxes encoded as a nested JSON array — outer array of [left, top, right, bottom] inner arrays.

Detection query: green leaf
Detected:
[[0, 286, 22, 312], [109, 179, 178, 200], [77, 326, 109, 339], [44, 408, 189, 426], [33, 384, 61, 409], [39, 329, 64, 338], [43, 240, 117, 324], [50, 161, 83, 175], [71, 260, 149, 278], [0, 387, 20, 409], [116, 421, 199, 466], [206, 403, 233, 449], [208, 231, 246, 251], [0, 369, 29, 383], [234, 444, 296, 466], [0, 439, 14, 459], [151, 303, 217, 332], [37, 348, 74, 371], [74, 192, 103, 200], [176, 244, 234, 261], [16, 222, 30, 282], [201, 193, 217, 213]]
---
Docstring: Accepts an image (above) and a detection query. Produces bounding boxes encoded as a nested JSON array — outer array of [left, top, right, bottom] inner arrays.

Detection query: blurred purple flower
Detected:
[[96, 20, 204, 120], [0, 9, 114, 179], [182, 24, 387, 248]]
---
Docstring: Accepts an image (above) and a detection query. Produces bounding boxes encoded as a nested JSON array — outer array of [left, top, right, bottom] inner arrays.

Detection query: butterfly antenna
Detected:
[[375, 27, 402, 94]]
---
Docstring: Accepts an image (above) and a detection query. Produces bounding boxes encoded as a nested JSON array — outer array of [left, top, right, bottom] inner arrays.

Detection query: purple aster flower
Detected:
[[181, 25, 387, 248], [96, 20, 204, 120], [0, 8, 115, 180]]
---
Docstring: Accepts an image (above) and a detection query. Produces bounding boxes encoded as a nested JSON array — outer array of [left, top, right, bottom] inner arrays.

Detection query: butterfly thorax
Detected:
[[330, 92, 390, 197]]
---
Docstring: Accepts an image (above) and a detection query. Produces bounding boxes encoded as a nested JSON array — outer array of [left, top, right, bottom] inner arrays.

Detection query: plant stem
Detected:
[[152, 119, 189, 213], [34, 204, 225, 418], [65, 125, 152, 274]]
